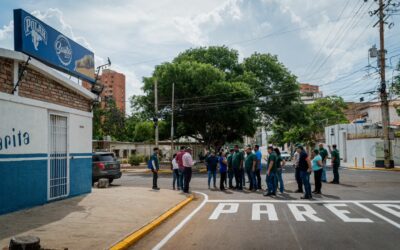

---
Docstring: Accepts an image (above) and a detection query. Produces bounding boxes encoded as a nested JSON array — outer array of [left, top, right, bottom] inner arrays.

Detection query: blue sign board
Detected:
[[14, 9, 95, 83]]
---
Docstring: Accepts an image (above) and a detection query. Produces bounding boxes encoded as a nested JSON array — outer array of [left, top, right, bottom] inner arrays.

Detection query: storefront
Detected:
[[0, 9, 98, 214]]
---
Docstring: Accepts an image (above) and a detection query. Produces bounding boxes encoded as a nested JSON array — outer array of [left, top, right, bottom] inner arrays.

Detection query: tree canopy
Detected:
[[132, 46, 301, 148], [271, 96, 348, 146]]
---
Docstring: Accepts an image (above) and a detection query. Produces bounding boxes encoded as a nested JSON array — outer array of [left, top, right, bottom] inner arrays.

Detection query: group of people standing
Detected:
[[151, 146, 195, 193], [293, 144, 341, 199], [150, 143, 341, 199], [202, 143, 341, 199]]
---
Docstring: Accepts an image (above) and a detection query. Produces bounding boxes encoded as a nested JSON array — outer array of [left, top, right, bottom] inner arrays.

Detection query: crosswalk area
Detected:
[[207, 200, 400, 229]]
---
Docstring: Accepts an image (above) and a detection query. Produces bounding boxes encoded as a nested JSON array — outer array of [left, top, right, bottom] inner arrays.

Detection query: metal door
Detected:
[[48, 114, 69, 200]]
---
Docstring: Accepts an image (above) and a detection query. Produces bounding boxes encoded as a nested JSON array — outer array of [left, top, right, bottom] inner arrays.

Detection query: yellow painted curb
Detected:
[[110, 194, 194, 250], [348, 167, 400, 172]]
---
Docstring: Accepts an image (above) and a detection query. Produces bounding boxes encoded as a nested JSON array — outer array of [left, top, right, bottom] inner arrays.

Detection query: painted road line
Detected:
[[152, 192, 209, 250], [354, 202, 400, 229], [206, 200, 400, 203], [110, 194, 194, 250], [347, 167, 400, 172]]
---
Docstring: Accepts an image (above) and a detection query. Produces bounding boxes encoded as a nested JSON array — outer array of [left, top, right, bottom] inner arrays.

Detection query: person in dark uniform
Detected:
[[227, 148, 235, 189], [264, 146, 277, 196], [150, 147, 160, 190], [329, 144, 340, 184], [232, 145, 244, 190], [297, 145, 312, 199]]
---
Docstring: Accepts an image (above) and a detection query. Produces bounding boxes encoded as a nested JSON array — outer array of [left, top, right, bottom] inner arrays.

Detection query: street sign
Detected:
[[13, 9, 96, 83]]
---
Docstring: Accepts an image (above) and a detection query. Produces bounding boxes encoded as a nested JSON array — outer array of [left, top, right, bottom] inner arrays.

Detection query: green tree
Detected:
[[133, 47, 259, 148], [241, 53, 303, 127], [271, 96, 348, 147], [92, 104, 105, 140], [101, 99, 127, 141]]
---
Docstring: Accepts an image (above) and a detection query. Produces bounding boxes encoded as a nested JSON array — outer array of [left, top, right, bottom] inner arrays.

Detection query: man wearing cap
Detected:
[[232, 145, 244, 190], [227, 148, 235, 189], [182, 147, 194, 193], [150, 147, 160, 190]]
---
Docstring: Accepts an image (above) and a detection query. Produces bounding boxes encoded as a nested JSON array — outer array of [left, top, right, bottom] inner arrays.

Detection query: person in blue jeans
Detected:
[[219, 151, 228, 190], [254, 145, 262, 190], [206, 151, 219, 189], [296, 145, 312, 199], [171, 154, 180, 190], [274, 148, 285, 193], [264, 146, 278, 196]]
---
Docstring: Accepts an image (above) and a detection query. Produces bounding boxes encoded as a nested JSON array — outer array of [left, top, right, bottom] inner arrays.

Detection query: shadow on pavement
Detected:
[[0, 195, 86, 240]]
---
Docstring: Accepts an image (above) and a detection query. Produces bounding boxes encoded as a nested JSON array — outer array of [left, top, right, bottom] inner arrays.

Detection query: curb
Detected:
[[348, 167, 400, 172], [110, 194, 194, 250]]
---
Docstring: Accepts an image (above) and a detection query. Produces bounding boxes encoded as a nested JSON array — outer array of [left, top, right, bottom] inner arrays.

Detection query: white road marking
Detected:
[[152, 191, 208, 250], [354, 202, 400, 229], [209, 203, 239, 220], [252, 203, 278, 221], [287, 204, 325, 222], [374, 204, 400, 218], [324, 204, 373, 223], [207, 200, 400, 203]]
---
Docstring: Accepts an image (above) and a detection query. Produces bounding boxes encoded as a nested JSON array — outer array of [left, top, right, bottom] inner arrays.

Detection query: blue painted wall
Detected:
[[0, 155, 92, 215], [69, 157, 92, 197]]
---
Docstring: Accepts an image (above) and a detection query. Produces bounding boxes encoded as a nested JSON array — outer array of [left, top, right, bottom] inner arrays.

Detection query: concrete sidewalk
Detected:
[[0, 186, 189, 249]]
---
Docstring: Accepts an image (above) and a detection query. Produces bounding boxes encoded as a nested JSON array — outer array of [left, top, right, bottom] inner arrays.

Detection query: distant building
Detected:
[[299, 83, 323, 104], [83, 69, 126, 113], [344, 101, 400, 124]]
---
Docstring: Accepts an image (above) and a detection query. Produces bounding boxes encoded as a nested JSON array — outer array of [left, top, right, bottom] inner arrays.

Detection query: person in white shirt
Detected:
[[182, 147, 194, 193], [293, 149, 303, 193], [171, 154, 180, 190]]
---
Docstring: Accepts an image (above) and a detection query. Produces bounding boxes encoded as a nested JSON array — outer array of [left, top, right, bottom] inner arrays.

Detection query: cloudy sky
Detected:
[[1, 0, 399, 114]]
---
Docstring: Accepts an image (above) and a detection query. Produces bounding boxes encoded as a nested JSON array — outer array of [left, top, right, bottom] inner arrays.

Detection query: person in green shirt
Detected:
[[274, 148, 285, 193], [232, 145, 244, 190], [227, 148, 235, 189], [244, 146, 257, 191], [328, 144, 340, 184], [264, 146, 278, 196], [318, 144, 328, 182]]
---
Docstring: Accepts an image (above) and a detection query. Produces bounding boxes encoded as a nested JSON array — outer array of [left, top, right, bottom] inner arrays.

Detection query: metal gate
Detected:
[[48, 114, 69, 200]]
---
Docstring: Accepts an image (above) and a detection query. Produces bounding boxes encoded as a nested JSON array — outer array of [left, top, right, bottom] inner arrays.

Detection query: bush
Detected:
[[121, 159, 128, 164], [129, 154, 145, 166]]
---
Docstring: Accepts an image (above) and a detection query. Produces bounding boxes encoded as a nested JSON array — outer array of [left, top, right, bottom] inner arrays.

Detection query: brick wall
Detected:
[[0, 58, 14, 93], [0, 57, 92, 112]]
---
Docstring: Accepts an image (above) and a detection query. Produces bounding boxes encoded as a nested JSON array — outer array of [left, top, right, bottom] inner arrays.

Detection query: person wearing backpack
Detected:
[[149, 147, 160, 190]]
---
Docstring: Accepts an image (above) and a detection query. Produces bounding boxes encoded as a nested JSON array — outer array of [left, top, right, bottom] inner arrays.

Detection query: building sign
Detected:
[[13, 9, 95, 83]]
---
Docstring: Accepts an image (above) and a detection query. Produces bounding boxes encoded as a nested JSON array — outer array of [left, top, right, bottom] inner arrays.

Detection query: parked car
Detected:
[[92, 152, 122, 184], [281, 151, 291, 161]]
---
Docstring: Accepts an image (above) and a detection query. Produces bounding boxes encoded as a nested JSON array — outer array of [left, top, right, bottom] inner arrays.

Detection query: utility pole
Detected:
[[154, 79, 159, 147], [170, 82, 175, 159], [378, 0, 393, 168]]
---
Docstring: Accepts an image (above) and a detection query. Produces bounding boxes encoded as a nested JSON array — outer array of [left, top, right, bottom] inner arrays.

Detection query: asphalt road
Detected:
[[113, 166, 400, 250]]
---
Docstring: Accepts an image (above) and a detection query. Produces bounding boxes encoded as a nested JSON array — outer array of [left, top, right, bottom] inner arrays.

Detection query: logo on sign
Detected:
[[24, 16, 47, 51], [55, 35, 72, 66]]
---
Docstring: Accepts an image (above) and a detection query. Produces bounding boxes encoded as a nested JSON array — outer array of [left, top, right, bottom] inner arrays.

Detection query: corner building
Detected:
[[0, 48, 97, 215]]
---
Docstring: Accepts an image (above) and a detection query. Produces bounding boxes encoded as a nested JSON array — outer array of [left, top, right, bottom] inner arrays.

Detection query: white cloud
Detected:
[[0, 20, 13, 40]]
